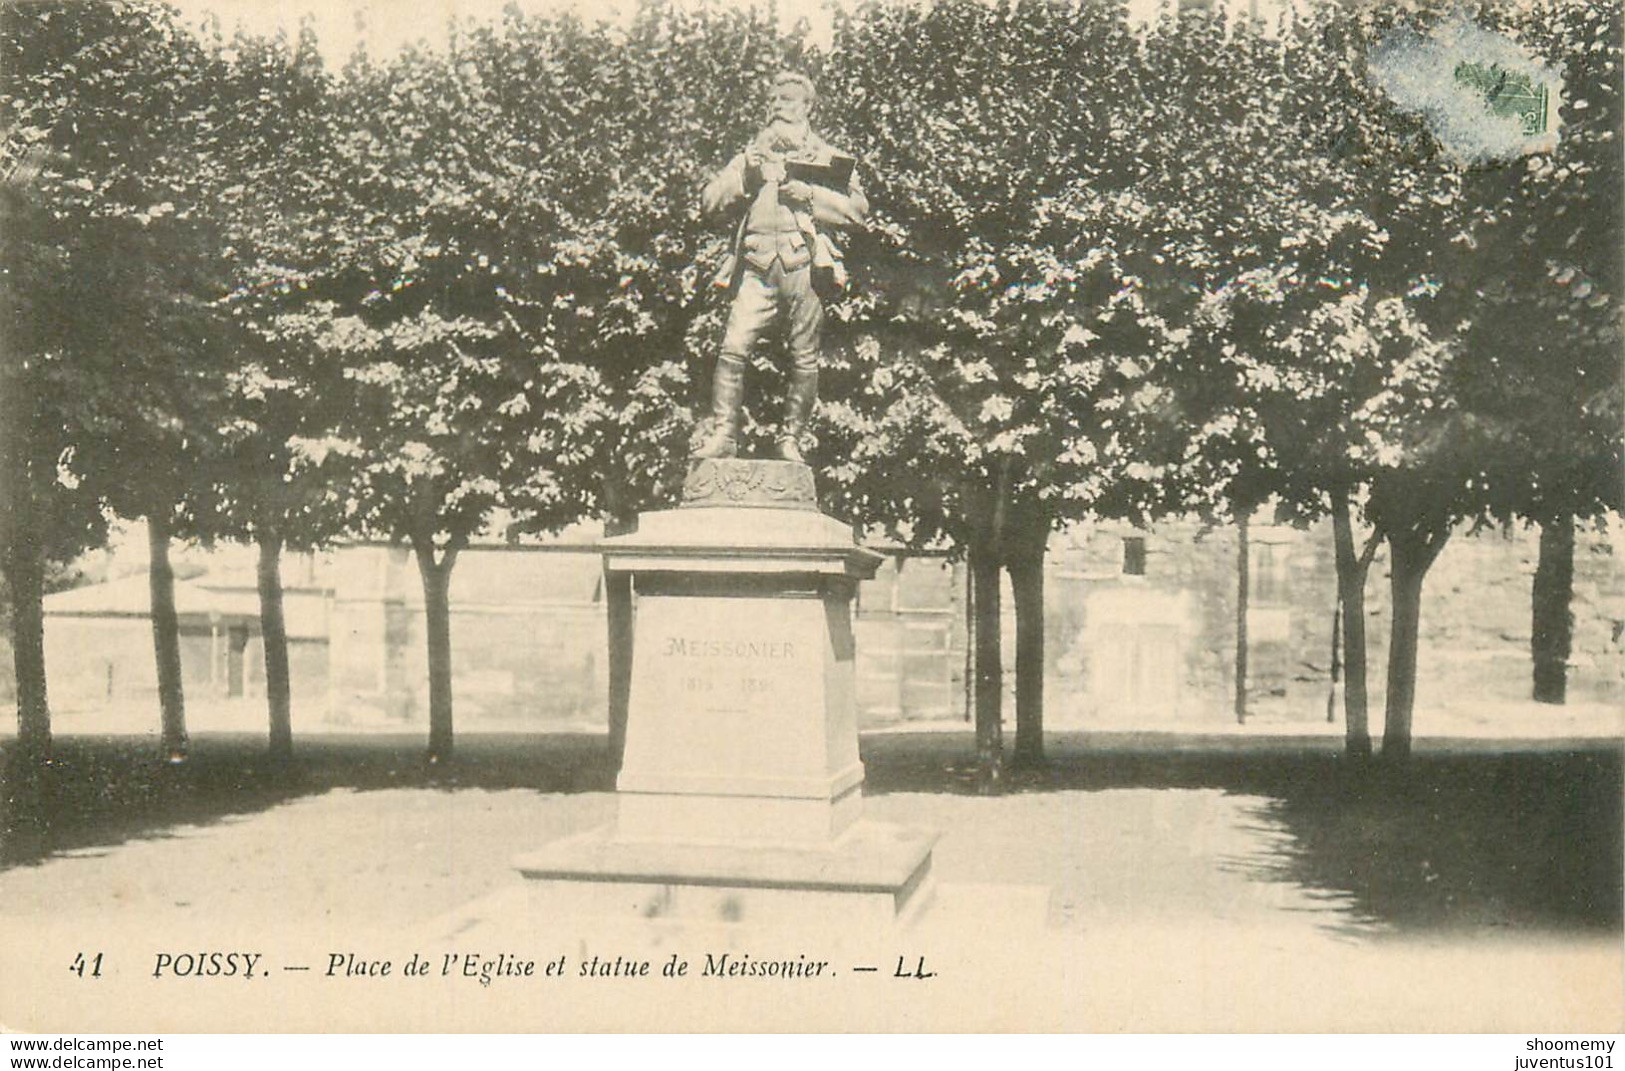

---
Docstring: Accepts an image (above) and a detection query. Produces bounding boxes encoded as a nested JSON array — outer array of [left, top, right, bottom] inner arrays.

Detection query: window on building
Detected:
[[1250, 542, 1288, 604], [1122, 536, 1147, 576]]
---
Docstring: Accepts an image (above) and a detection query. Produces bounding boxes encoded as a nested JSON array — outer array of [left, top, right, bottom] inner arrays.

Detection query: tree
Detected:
[[0, 186, 110, 757], [1149, 272, 1455, 760], [1318, 0, 1623, 751], [984, 4, 1404, 756], [196, 22, 360, 762], [818, 0, 1149, 784], [1, 1, 228, 762], [1093, 9, 1382, 738], [253, 25, 642, 764], [1451, 0, 1624, 705], [1282, 1, 1475, 762], [1089, 0, 1564, 764]]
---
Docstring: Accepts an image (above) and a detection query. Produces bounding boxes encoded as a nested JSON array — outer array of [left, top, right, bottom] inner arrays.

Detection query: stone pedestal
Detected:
[[514, 459, 936, 927]]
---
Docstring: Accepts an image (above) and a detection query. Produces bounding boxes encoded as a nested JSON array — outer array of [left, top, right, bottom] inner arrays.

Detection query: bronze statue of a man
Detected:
[[692, 72, 868, 464]]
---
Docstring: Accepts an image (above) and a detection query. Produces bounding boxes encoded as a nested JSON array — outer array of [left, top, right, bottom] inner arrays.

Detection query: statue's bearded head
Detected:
[[763, 72, 815, 150]]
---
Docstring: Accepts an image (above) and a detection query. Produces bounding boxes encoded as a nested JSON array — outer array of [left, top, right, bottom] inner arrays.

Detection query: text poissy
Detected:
[[152, 951, 262, 979]]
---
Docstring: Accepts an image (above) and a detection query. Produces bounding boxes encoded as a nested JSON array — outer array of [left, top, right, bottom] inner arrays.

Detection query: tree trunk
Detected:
[[603, 512, 637, 776], [413, 539, 458, 766], [147, 513, 188, 763], [2, 535, 52, 854], [2, 360, 49, 758], [1234, 514, 1250, 725], [1007, 531, 1045, 767], [1326, 601, 1340, 724], [968, 538, 1003, 793], [1330, 490, 1375, 761], [962, 563, 975, 723], [1531, 514, 1574, 705], [1, 372, 53, 851], [1381, 525, 1449, 763], [256, 530, 293, 763], [6, 533, 51, 758]]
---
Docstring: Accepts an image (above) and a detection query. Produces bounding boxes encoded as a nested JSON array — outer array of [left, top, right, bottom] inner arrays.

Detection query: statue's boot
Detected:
[[777, 367, 818, 464], [691, 356, 745, 460]]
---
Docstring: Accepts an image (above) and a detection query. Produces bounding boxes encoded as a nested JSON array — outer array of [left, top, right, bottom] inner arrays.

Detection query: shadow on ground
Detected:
[[2, 727, 1620, 936], [0, 731, 613, 869], [863, 730, 1623, 935]]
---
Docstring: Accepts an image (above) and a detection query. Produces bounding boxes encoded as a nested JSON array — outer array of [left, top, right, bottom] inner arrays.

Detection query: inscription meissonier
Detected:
[[662, 638, 797, 660]]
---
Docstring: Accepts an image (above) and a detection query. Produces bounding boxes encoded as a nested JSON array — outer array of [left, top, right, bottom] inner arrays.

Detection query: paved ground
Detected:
[[1, 732, 1619, 1032]]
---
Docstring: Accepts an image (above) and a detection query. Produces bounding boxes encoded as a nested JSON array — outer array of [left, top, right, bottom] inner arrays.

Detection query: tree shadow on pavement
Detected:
[[4, 728, 1619, 936], [1, 732, 614, 869], [860, 729, 1623, 935]]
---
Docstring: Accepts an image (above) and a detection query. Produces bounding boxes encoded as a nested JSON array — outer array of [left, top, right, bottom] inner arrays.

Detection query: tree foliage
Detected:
[[3, 0, 1617, 769]]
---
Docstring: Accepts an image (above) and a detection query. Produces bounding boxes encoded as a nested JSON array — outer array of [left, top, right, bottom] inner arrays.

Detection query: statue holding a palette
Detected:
[[691, 72, 868, 465]]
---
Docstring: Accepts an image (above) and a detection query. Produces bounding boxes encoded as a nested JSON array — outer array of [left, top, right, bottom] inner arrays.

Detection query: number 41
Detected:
[[70, 952, 104, 978]]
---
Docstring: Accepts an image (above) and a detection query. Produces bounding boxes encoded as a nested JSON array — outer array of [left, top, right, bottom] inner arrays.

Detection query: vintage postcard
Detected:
[[0, 0, 1620, 1040]]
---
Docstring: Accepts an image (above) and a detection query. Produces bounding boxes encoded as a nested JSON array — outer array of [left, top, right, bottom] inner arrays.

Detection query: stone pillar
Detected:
[[515, 460, 936, 928]]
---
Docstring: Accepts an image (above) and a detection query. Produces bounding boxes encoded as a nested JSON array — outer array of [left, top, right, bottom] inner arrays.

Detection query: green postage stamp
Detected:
[[1453, 60, 1552, 137]]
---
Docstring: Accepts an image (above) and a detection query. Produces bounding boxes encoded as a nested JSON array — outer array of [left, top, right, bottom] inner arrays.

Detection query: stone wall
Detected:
[[15, 514, 1622, 735], [1038, 514, 1622, 730], [324, 544, 608, 728]]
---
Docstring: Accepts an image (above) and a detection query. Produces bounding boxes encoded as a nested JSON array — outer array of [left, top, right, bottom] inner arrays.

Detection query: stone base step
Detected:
[[511, 820, 937, 930]]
